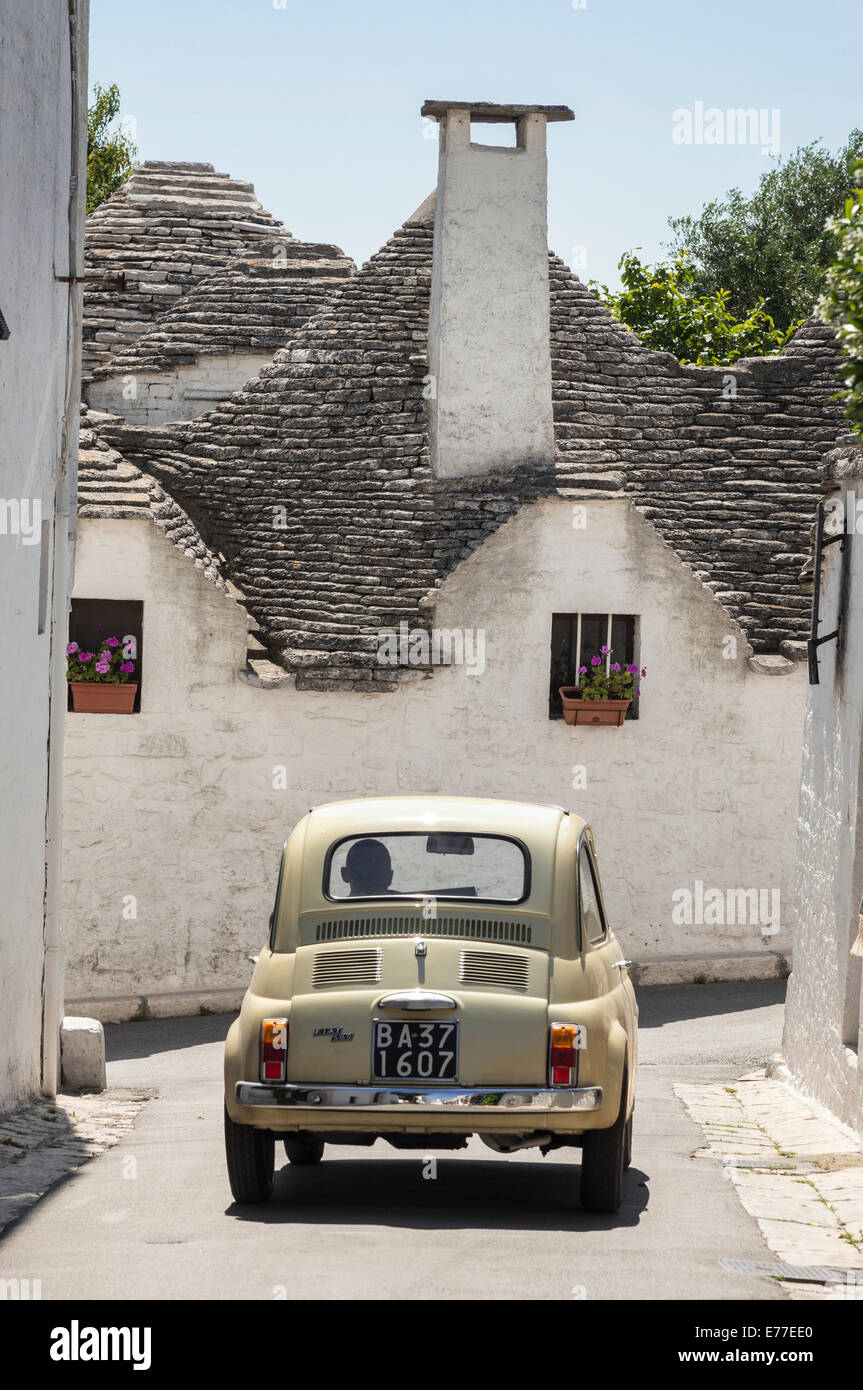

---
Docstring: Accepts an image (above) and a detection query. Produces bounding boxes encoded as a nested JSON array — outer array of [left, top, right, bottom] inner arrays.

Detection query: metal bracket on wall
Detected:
[[54, 272, 126, 292], [807, 498, 846, 685]]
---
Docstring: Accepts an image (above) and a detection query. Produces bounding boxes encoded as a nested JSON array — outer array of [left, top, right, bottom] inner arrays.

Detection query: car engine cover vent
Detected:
[[314, 916, 532, 944], [312, 946, 382, 988], [459, 949, 530, 991]]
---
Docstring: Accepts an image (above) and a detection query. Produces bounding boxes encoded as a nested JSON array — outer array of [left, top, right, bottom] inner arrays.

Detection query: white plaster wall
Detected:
[[426, 498, 804, 960], [63, 497, 805, 1007], [428, 110, 555, 477], [783, 487, 863, 1132], [0, 2, 86, 1105], [87, 353, 274, 425]]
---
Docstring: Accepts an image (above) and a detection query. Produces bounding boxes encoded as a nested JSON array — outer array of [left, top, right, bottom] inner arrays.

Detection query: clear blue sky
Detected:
[[90, 0, 861, 289]]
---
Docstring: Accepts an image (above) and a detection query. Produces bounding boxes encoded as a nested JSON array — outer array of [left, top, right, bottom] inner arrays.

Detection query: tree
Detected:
[[87, 83, 137, 213], [667, 132, 863, 332], [820, 163, 863, 438], [590, 251, 793, 367]]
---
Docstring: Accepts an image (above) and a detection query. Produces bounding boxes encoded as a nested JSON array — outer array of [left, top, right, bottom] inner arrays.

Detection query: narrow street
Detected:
[[0, 983, 789, 1300]]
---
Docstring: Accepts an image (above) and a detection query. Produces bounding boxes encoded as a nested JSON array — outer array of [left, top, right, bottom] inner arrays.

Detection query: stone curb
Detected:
[[676, 1069, 863, 1300], [632, 950, 790, 988], [64, 987, 245, 1025]]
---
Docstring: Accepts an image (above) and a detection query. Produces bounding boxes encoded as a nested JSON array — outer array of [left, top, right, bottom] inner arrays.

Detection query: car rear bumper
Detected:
[[235, 1081, 603, 1113]]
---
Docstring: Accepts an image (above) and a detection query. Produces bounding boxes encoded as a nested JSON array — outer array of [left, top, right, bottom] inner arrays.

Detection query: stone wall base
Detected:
[[64, 987, 247, 1025], [632, 949, 790, 987]]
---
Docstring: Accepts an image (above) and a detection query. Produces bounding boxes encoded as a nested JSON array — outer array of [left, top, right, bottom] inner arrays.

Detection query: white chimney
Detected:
[[422, 99, 574, 479]]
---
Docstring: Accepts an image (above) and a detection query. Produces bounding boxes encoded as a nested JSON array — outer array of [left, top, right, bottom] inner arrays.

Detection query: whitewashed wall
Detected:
[[783, 455, 863, 1132], [0, 1, 87, 1105], [63, 496, 806, 1014], [87, 354, 274, 425]]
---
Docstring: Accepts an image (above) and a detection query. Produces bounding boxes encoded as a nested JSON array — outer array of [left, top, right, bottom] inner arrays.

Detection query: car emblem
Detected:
[[414, 938, 427, 957], [312, 1026, 354, 1042]]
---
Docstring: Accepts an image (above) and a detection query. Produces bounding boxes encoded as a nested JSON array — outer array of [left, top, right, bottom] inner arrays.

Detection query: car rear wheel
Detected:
[[224, 1105, 275, 1204], [283, 1135, 324, 1165], [580, 1072, 628, 1214], [624, 1111, 633, 1170]]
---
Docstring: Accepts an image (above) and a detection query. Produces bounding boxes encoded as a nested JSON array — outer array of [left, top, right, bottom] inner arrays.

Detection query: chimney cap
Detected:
[[421, 99, 574, 123]]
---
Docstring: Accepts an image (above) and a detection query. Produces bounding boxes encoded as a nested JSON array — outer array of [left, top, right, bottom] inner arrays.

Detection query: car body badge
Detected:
[[312, 1025, 354, 1042]]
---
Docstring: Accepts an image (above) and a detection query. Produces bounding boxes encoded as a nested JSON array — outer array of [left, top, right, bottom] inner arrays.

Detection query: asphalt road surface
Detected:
[[0, 981, 789, 1300]]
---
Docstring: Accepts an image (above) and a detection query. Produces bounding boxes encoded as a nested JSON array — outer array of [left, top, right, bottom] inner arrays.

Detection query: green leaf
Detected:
[[87, 83, 137, 213]]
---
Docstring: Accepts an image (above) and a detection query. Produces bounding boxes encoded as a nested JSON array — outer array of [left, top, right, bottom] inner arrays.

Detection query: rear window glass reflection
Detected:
[[325, 833, 529, 903]]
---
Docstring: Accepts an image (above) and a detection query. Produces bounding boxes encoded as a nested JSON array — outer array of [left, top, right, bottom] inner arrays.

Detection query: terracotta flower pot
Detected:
[[69, 682, 138, 715], [558, 688, 631, 727]]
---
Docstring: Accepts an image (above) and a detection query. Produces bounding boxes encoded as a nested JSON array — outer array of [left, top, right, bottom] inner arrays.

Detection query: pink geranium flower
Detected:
[[572, 644, 647, 707]]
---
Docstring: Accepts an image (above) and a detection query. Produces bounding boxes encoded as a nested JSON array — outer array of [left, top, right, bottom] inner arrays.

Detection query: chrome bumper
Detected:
[[235, 1082, 603, 1113]]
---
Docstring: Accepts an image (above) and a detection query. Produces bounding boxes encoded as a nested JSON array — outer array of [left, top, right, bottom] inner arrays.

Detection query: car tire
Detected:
[[624, 1111, 633, 1170], [580, 1071, 628, 1214], [283, 1135, 324, 1165], [224, 1105, 275, 1204]]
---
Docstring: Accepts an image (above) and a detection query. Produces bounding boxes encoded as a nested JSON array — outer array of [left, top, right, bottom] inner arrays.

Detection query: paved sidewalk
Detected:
[[0, 1089, 152, 1237], [676, 1069, 863, 1299]]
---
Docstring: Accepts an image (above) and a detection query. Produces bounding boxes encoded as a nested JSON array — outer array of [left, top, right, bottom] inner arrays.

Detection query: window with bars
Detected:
[[548, 613, 637, 720], [68, 598, 144, 713]]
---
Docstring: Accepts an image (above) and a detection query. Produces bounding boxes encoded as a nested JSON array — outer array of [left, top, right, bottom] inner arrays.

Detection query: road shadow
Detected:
[[226, 1156, 650, 1232], [637, 979, 785, 1028], [105, 1012, 237, 1062], [0, 1102, 99, 1242]]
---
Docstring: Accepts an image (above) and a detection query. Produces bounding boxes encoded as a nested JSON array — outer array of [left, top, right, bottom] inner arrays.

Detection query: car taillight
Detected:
[[549, 1023, 580, 1087], [260, 1018, 288, 1082]]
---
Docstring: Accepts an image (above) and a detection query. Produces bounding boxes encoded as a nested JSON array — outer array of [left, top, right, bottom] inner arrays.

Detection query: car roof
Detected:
[[306, 795, 585, 839]]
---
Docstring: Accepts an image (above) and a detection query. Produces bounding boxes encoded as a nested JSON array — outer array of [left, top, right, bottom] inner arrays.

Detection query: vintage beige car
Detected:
[[224, 796, 638, 1212]]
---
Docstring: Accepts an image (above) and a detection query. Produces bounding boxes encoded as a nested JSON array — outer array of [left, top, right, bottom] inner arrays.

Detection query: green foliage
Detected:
[[667, 132, 863, 332], [87, 83, 137, 213], [590, 251, 794, 366], [820, 163, 863, 439]]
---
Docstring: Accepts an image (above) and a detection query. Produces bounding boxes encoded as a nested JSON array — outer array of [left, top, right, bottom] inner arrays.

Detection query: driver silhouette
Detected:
[[340, 838, 394, 897]]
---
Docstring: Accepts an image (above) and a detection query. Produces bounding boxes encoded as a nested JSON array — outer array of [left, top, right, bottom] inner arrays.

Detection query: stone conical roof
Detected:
[[83, 161, 289, 377], [91, 193, 845, 680], [78, 406, 229, 589], [89, 240, 356, 379]]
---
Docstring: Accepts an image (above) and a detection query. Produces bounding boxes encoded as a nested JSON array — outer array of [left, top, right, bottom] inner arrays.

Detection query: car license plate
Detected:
[[372, 1020, 459, 1082]]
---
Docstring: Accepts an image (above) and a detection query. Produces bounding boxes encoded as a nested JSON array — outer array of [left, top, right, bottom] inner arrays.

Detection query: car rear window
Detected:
[[325, 833, 530, 904]]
